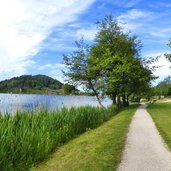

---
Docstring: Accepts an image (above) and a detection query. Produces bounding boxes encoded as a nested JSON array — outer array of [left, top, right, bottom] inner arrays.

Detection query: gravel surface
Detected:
[[117, 103, 171, 171]]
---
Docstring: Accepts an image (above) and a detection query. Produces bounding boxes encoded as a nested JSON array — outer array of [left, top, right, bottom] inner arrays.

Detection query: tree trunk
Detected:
[[95, 92, 104, 107], [126, 95, 130, 106], [88, 80, 104, 108], [92, 87, 103, 107], [116, 95, 121, 111], [122, 95, 126, 107], [122, 94, 129, 107], [111, 92, 116, 105]]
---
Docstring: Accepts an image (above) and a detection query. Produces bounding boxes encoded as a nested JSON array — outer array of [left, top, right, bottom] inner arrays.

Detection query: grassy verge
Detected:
[[0, 105, 117, 170], [148, 102, 171, 149], [32, 104, 138, 171], [156, 97, 171, 102]]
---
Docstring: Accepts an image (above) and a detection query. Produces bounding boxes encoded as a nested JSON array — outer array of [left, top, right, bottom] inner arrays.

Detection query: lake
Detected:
[[0, 93, 112, 114]]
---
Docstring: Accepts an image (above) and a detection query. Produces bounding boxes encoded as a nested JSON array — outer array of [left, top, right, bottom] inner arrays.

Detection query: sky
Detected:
[[0, 0, 171, 85]]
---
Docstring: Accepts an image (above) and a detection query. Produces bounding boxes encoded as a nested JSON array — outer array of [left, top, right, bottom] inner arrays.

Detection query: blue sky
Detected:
[[0, 0, 171, 84]]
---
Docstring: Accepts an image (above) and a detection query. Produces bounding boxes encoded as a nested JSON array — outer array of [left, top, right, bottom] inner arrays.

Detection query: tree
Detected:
[[165, 39, 171, 62], [63, 38, 104, 106], [63, 15, 155, 110], [154, 76, 171, 97], [63, 84, 76, 95], [89, 15, 154, 109]]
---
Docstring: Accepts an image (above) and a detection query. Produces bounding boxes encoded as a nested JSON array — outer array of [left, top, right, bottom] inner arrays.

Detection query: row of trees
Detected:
[[0, 75, 63, 93], [154, 76, 171, 97], [63, 15, 155, 110], [63, 83, 77, 95]]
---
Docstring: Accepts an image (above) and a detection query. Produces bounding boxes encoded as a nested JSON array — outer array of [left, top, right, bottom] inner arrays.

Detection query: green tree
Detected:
[[165, 39, 171, 62], [63, 38, 103, 106], [168, 87, 171, 96], [154, 76, 171, 97], [89, 15, 154, 109], [63, 84, 76, 95], [63, 15, 155, 110]]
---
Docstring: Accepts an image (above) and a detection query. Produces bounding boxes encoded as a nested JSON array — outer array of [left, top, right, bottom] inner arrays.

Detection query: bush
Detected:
[[0, 105, 117, 170]]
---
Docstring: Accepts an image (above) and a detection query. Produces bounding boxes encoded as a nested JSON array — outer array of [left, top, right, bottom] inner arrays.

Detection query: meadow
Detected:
[[0, 105, 116, 170], [148, 102, 171, 149], [33, 104, 139, 171]]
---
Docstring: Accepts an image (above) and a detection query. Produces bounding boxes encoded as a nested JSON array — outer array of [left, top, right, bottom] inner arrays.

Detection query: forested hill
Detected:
[[0, 75, 63, 94]]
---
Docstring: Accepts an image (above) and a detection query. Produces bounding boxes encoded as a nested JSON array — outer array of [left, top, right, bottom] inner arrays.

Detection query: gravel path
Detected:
[[117, 103, 171, 171]]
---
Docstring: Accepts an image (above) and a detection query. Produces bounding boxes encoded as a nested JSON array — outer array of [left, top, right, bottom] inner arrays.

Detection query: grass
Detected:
[[157, 97, 171, 102], [0, 105, 118, 170], [148, 102, 171, 149], [23, 88, 64, 95], [32, 104, 139, 171]]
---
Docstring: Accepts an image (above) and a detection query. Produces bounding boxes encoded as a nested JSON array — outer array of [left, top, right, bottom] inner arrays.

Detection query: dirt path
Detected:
[[117, 103, 171, 171]]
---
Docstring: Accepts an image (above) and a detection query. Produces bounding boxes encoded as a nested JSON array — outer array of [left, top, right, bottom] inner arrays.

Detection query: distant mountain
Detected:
[[0, 75, 64, 94]]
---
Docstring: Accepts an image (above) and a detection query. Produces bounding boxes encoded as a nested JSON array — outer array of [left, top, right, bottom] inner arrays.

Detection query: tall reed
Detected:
[[0, 105, 117, 170]]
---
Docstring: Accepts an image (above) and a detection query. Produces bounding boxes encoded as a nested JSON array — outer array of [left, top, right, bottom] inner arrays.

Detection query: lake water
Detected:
[[0, 93, 112, 115]]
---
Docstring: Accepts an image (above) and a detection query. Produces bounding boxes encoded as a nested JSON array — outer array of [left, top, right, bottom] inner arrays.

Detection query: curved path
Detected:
[[117, 103, 171, 171]]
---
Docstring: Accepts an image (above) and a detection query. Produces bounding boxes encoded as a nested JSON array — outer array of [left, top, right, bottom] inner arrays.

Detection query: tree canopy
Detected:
[[0, 75, 63, 94], [154, 76, 171, 97], [63, 84, 76, 95], [63, 15, 155, 109], [165, 39, 171, 62]]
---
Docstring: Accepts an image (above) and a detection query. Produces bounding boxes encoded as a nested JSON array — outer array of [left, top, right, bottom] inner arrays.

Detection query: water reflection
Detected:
[[0, 94, 112, 115]]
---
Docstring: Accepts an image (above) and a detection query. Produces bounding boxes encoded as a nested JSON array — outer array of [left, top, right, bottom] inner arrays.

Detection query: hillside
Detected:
[[0, 75, 64, 94]]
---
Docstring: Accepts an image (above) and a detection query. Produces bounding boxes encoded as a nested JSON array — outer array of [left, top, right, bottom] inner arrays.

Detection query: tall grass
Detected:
[[0, 105, 117, 170]]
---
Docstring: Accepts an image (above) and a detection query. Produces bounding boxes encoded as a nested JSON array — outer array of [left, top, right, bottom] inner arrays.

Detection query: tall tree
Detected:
[[63, 38, 103, 106], [165, 39, 171, 62], [89, 15, 153, 109], [63, 15, 155, 110], [154, 76, 171, 97], [63, 84, 76, 95]]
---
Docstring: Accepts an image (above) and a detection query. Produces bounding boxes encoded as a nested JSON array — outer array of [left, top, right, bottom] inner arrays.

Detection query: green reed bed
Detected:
[[0, 105, 117, 170]]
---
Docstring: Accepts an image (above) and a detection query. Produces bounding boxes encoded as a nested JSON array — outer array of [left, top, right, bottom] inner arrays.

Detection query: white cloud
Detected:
[[76, 27, 97, 41], [117, 9, 153, 31], [118, 9, 150, 21], [117, 8, 171, 41], [149, 28, 171, 38], [51, 76, 65, 83], [124, 0, 140, 7], [49, 69, 65, 83], [147, 52, 171, 85], [0, 0, 95, 80], [150, 2, 171, 8], [37, 63, 66, 83], [38, 63, 66, 71], [37, 64, 53, 71], [106, 0, 140, 8]]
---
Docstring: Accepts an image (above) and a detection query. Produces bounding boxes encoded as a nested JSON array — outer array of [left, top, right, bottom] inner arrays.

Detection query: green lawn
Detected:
[[157, 97, 171, 102], [148, 102, 171, 149], [32, 104, 138, 171]]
